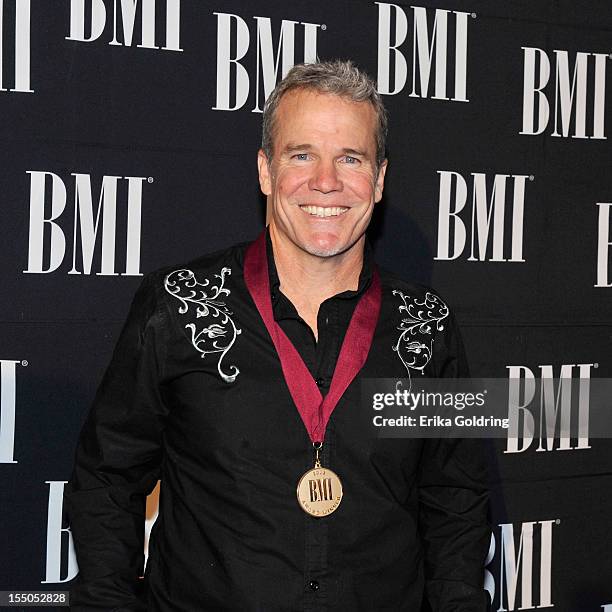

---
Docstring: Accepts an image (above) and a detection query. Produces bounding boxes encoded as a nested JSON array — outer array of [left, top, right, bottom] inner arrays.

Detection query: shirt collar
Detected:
[[265, 226, 374, 305]]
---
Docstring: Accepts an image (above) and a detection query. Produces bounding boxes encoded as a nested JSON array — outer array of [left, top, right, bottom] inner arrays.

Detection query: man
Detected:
[[66, 60, 490, 611]]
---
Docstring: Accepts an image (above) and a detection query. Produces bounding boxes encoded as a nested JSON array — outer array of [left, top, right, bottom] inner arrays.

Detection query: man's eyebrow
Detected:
[[282, 144, 371, 158], [342, 148, 369, 158], [282, 143, 313, 154]]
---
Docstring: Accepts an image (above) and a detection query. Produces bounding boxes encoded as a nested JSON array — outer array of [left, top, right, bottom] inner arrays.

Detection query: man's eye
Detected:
[[294, 153, 309, 161], [343, 156, 359, 164]]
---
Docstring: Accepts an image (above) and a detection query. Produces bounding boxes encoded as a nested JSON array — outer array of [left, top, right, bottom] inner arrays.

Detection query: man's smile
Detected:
[[298, 204, 350, 218]]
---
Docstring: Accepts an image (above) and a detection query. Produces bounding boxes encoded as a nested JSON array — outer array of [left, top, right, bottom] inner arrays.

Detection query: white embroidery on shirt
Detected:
[[164, 267, 241, 383], [392, 290, 449, 379]]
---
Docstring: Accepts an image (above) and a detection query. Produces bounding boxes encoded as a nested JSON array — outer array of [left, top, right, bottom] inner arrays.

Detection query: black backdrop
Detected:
[[2, 1, 612, 610]]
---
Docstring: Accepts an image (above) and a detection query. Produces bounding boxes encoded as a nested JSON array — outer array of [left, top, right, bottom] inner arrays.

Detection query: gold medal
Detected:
[[244, 235, 380, 520], [296, 443, 343, 516]]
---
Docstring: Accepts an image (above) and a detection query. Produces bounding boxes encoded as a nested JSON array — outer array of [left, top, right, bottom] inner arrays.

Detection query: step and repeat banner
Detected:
[[1, 1, 612, 610]]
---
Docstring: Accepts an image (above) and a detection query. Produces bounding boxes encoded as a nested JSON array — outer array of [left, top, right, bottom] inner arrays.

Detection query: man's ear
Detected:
[[374, 159, 388, 203], [258, 149, 272, 196]]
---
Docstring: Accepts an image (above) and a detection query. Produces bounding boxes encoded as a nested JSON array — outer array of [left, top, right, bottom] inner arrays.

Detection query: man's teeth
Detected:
[[300, 205, 349, 218]]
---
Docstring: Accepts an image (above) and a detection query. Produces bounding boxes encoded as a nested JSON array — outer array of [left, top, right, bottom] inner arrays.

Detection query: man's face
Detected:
[[258, 88, 387, 258]]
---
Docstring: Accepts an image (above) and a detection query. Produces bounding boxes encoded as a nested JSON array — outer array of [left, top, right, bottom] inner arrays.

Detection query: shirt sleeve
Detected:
[[64, 273, 169, 611], [418, 308, 491, 612]]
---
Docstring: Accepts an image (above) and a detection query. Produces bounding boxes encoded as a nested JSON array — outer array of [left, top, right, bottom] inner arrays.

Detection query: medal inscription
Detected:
[[297, 467, 343, 516]]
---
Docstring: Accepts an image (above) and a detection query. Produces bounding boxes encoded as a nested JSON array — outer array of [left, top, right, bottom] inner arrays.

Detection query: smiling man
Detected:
[[66, 60, 490, 611], [258, 84, 386, 340]]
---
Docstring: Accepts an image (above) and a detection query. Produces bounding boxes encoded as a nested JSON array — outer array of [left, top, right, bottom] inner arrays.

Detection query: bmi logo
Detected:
[[24, 171, 148, 276], [66, 0, 182, 51], [521, 48, 609, 139], [213, 12, 322, 112], [435, 171, 529, 262], [0, 0, 32, 93], [485, 520, 556, 610], [596, 202, 612, 287], [505, 363, 593, 453], [0, 359, 25, 463], [42, 481, 78, 583], [309, 477, 334, 502], [376, 3, 471, 101]]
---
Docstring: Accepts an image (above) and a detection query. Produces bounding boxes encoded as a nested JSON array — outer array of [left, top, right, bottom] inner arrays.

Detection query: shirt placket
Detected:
[[303, 437, 330, 612], [302, 299, 342, 611]]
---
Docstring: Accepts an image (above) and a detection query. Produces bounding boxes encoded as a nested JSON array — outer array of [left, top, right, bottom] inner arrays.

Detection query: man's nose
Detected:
[[308, 159, 343, 193]]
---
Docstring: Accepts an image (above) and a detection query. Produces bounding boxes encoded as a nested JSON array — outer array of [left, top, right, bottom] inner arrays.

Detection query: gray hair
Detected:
[[261, 59, 388, 170]]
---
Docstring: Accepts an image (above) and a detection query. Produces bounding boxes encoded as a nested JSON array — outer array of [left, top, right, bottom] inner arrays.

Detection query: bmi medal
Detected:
[[296, 442, 343, 516], [243, 233, 381, 518]]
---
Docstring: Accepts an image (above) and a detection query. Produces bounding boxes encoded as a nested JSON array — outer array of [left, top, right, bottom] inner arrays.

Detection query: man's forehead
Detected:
[[277, 87, 373, 115], [273, 89, 377, 147]]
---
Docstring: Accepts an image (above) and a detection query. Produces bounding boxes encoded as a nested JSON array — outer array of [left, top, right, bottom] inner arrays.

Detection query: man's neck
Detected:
[[268, 224, 365, 339]]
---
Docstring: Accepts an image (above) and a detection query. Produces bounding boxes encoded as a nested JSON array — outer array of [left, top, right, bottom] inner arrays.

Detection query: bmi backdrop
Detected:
[[1, 1, 612, 610]]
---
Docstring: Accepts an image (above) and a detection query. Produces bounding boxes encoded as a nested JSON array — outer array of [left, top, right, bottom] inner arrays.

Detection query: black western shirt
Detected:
[[65, 232, 490, 611]]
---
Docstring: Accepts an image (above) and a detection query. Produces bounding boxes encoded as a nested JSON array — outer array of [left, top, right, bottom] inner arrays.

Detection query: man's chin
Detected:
[[303, 245, 344, 258], [299, 237, 350, 259]]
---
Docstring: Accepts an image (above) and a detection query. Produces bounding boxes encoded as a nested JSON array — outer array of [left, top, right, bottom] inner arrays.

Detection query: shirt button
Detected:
[[308, 580, 320, 591], [315, 377, 324, 387]]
